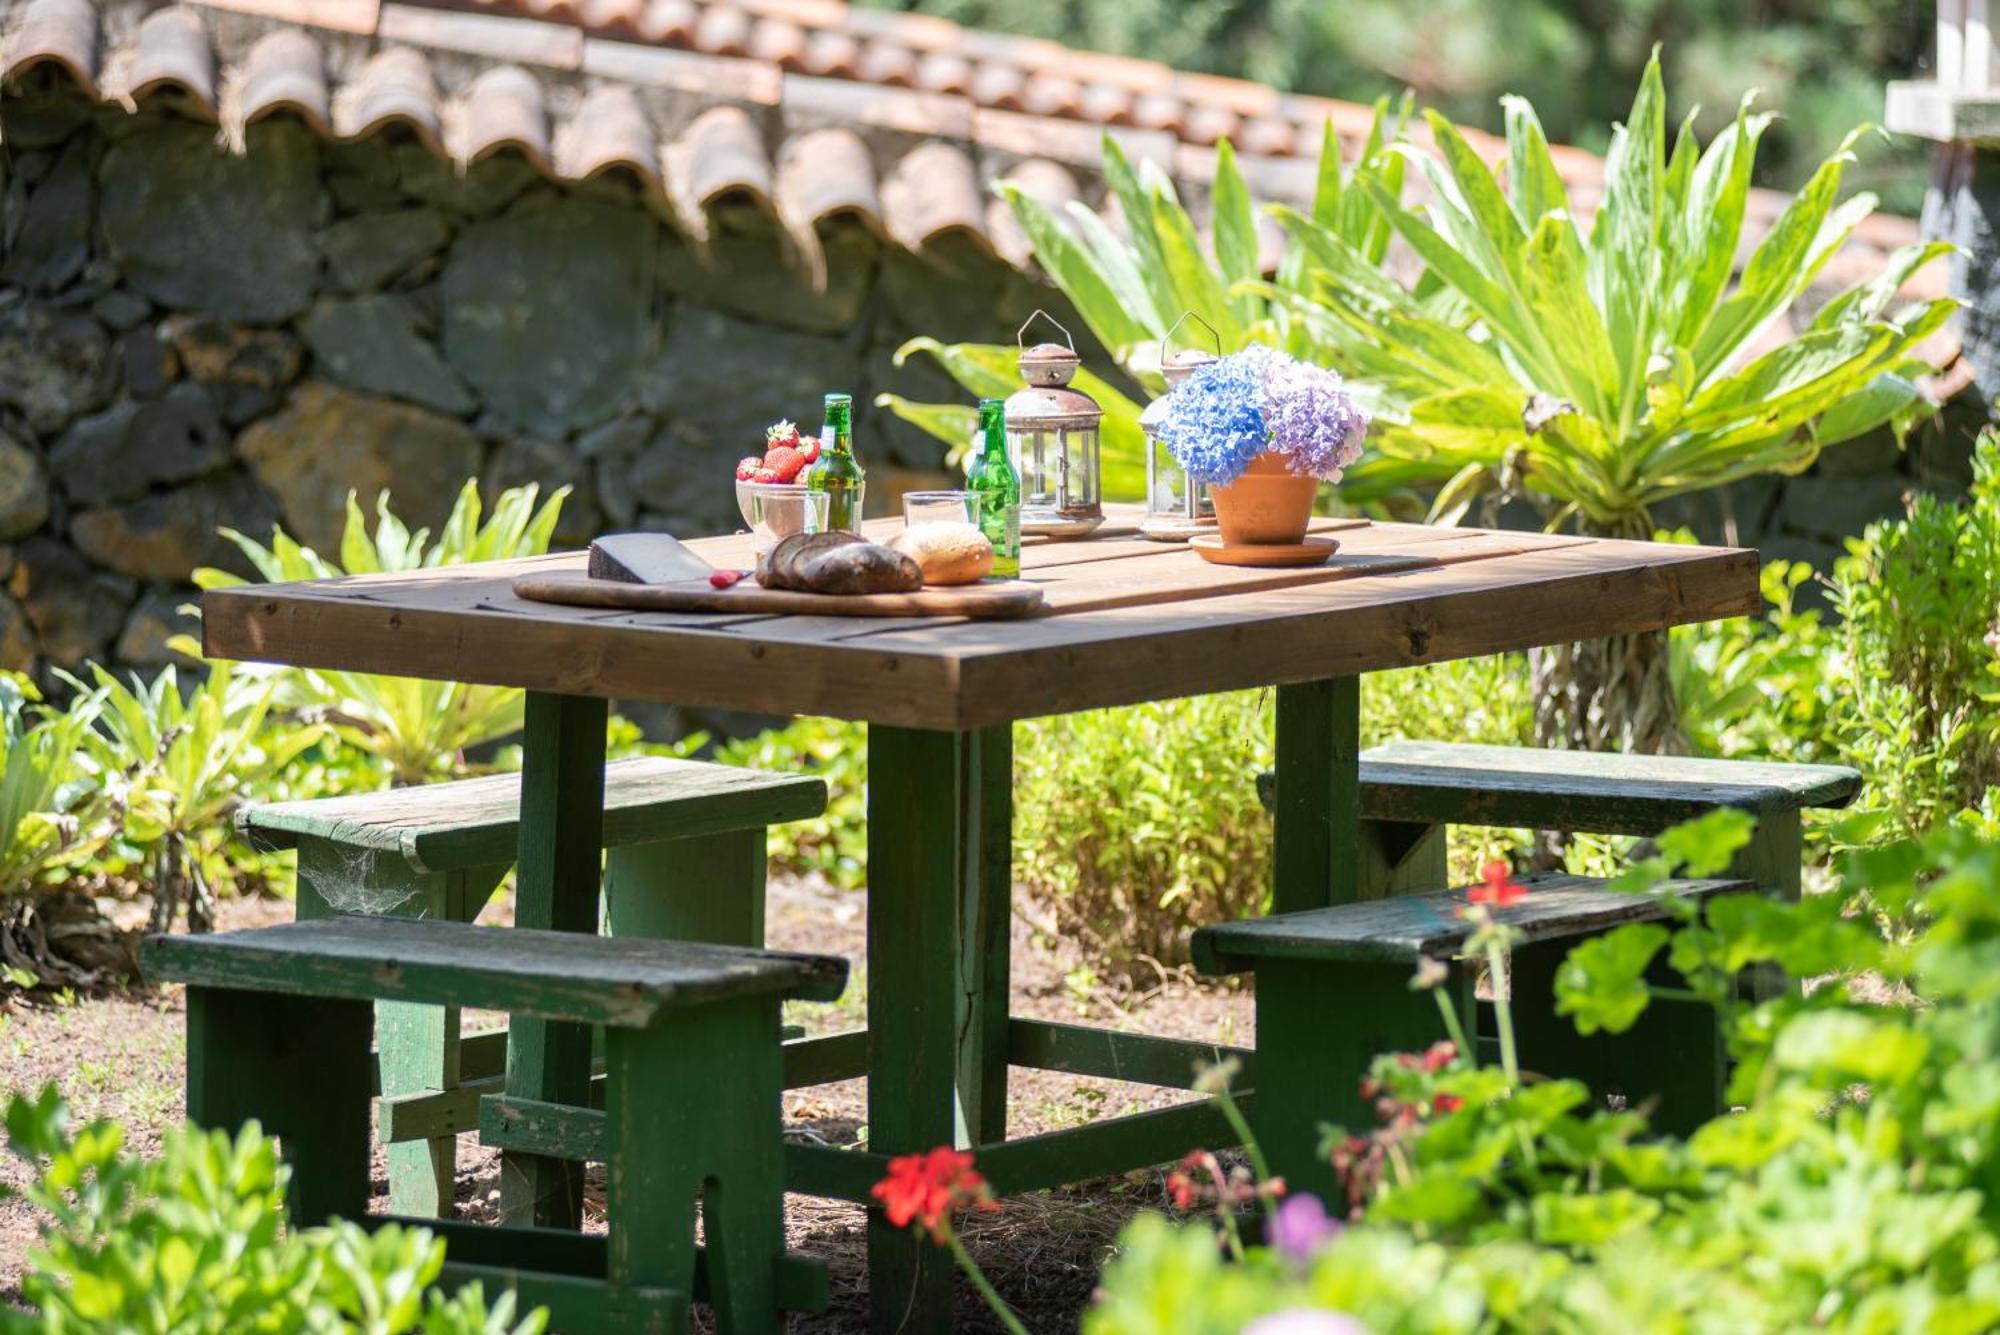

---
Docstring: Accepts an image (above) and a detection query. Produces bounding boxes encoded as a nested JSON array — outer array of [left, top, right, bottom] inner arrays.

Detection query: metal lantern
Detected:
[[1006, 311, 1104, 539], [1139, 313, 1221, 542]]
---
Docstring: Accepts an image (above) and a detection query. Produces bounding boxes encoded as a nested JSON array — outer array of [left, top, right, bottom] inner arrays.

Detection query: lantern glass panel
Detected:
[[1062, 426, 1100, 514]]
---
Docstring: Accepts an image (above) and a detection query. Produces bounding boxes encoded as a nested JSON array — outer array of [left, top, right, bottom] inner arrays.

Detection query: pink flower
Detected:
[[1268, 1192, 1340, 1262]]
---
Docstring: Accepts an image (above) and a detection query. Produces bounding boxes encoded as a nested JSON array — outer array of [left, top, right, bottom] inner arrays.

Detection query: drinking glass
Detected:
[[902, 490, 983, 527]]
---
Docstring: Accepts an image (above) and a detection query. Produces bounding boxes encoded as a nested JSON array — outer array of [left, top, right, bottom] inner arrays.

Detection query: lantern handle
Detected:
[[1160, 311, 1220, 363], [1017, 309, 1076, 352]]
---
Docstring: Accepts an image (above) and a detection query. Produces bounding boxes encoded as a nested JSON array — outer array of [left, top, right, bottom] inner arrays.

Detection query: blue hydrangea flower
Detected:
[[1161, 345, 1276, 486]]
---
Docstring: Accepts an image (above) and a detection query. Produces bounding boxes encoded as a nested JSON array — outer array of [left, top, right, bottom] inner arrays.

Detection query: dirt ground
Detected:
[[0, 875, 1254, 1332]]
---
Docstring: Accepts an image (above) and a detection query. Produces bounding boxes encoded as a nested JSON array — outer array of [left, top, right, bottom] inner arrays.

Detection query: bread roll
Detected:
[[886, 523, 995, 586], [799, 543, 924, 595]]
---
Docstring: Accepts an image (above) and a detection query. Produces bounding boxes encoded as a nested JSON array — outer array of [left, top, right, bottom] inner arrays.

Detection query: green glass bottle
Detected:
[[807, 392, 866, 533], [966, 397, 1021, 578]]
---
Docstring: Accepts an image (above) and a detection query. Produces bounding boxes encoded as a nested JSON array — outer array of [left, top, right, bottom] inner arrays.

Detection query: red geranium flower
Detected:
[[1432, 1093, 1464, 1115], [1468, 859, 1528, 907], [871, 1146, 996, 1241]]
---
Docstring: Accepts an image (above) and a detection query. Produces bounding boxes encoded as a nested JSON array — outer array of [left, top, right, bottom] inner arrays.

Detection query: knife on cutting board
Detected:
[[586, 533, 716, 584]]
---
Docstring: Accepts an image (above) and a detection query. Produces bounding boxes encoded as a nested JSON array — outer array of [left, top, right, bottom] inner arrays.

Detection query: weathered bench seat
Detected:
[[145, 915, 846, 1335], [1194, 873, 1752, 1150], [238, 755, 827, 1217]]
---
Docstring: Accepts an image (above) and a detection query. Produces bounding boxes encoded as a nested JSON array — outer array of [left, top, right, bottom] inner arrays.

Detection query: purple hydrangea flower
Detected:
[[1161, 345, 1277, 486], [1264, 356, 1368, 482], [1268, 1191, 1340, 1263]]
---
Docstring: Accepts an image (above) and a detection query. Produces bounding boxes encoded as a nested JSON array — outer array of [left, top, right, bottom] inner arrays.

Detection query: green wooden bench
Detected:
[[1193, 872, 1751, 1190], [144, 915, 848, 1335], [1258, 741, 1863, 899], [240, 756, 826, 1217]]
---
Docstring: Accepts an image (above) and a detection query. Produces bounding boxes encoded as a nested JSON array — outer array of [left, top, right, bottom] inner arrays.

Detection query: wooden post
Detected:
[[502, 691, 608, 1230], [960, 723, 1013, 1145], [1273, 678, 1361, 914], [606, 827, 767, 947], [865, 723, 997, 1332]]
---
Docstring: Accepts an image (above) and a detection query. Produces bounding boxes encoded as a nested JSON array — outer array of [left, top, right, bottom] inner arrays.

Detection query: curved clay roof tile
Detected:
[[692, 4, 753, 55], [1132, 91, 1183, 133], [881, 139, 987, 252], [459, 63, 551, 172], [575, 0, 646, 37], [239, 27, 330, 133], [777, 125, 879, 229], [557, 82, 660, 185], [676, 102, 774, 209], [334, 45, 445, 153], [987, 157, 1079, 268], [852, 37, 912, 85], [969, 59, 1025, 110], [1022, 72, 1081, 120], [1239, 115, 1295, 158], [3, 0, 98, 89], [634, 0, 698, 43], [1078, 82, 1134, 126], [1182, 103, 1239, 147], [126, 5, 215, 109], [912, 49, 971, 95]]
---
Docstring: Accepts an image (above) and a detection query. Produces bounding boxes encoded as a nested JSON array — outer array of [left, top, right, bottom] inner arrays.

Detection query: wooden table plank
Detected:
[[203, 526, 1759, 730]]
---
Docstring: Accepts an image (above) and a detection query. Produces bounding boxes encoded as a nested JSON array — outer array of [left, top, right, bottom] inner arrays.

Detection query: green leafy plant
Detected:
[[64, 662, 326, 932], [194, 481, 568, 785], [877, 100, 1410, 500], [1, 1085, 546, 1334], [1275, 54, 1950, 754], [1831, 430, 2000, 839], [1088, 815, 2000, 1332], [0, 676, 113, 898], [714, 716, 869, 889]]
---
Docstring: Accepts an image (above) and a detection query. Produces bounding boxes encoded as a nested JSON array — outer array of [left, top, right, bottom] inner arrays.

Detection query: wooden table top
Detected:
[[203, 509, 1759, 730]]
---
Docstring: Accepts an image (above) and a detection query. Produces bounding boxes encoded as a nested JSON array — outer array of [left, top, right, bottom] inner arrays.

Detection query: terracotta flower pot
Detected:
[[1209, 451, 1318, 545]]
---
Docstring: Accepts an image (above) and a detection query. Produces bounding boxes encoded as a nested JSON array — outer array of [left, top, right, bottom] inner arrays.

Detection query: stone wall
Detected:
[[0, 90, 1076, 678], [0, 89, 1986, 680]]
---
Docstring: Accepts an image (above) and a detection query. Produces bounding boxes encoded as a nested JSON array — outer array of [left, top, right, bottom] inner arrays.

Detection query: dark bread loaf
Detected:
[[761, 532, 865, 590], [800, 542, 924, 594]]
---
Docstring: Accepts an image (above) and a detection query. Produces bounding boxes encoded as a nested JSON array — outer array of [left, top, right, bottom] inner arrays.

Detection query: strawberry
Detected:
[[734, 455, 763, 481], [762, 444, 806, 483], [751, 467, 781, 484], [796, 431, 821, 465], [708, 569, 746, 589], [765, 419, 802, 449]]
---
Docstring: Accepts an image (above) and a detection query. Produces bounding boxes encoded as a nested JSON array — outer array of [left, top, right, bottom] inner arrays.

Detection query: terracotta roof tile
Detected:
[[237, 26, 330, 130], [3, 0, 99, 86], [555, 81, 658, 182], [881, 137, 984, 250], [333, 44, 444, 149], [124, 4, 216, 105], [458, 62, 550, 168], [378, 3, 583, 69], [2, 0, 1944, 369]]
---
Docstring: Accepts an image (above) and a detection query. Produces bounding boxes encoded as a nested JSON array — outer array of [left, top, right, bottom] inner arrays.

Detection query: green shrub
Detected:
[[194, 481, 567, 785], [1, 1085, 545, 1334], [1087, 817, 2000, 1332], [714, 716, 868, 890], [1831, 431, 2000, 838], [0, 676, 115, 898]]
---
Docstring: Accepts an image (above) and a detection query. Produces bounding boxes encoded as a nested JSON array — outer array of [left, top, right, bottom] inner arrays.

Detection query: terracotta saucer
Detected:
[[1190, 534, 1340, 567]]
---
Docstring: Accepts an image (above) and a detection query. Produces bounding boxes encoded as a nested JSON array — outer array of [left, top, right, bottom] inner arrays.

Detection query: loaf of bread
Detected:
[[760, 532, 863, 590], [886, 523, 995, 586], [759, 531, 923, 595]]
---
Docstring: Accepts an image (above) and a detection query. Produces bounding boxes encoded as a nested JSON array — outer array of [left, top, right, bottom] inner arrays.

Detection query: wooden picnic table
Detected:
[[203, 506, 1759, 1332]]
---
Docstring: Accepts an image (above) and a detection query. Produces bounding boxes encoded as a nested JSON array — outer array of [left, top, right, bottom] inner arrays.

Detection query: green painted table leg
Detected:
[[865, 724, 974, 1332], [1730, 809, 1803, 1003], [503, 691, 609, 1230], [1274, 678, 1361, 913], [606, 827, 766, 948], [186, 986, 374, 1227], [960, 723, 1012, 1145]]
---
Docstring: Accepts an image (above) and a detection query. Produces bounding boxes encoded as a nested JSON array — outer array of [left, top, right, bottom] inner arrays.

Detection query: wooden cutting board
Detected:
[[512, 573, 1046, 619]]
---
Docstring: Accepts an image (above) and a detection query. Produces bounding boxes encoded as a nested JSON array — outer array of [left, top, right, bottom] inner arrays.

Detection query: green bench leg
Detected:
[[504, 691, 609, 1231], [186, 985, 374, 1227], [1729, 809, 1803, 1003], [1509, 940, 1727, 1136], [1273, 678, 1362, 914], [1253, 958, 1473, 1198], [1355, 819, 1448, 901], [606, 996, 786, 1334], [295, 840, 506, 1218]]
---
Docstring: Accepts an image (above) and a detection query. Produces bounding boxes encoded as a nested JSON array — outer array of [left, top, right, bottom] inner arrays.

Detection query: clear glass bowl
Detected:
[[736, 481, 828, 547]]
